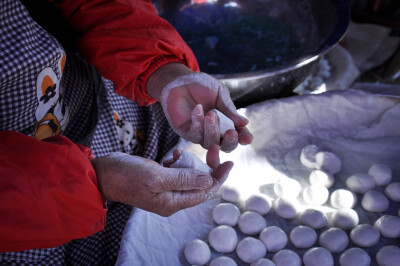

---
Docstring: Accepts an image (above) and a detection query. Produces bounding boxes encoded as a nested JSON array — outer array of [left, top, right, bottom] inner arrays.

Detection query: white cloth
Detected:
[[116, 89, 400, 265]]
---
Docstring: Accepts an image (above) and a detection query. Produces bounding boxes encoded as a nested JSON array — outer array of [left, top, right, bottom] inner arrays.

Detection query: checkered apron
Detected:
[[0, 0, 179, 264]]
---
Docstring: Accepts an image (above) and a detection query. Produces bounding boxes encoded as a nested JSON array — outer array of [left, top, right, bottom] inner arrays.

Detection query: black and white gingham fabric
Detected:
[[0, 0, 179, 264]]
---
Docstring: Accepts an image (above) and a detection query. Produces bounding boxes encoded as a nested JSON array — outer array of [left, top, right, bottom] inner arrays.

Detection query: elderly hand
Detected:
[[91, 145, 232, 217], [147, 63, 253, 152]]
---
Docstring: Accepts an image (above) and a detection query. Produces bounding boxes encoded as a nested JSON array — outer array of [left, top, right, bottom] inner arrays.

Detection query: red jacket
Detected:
[[0, 0, 199, 252]]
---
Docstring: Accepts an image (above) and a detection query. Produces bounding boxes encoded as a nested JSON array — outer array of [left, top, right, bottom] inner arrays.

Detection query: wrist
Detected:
[[146, 63, 194, 101]]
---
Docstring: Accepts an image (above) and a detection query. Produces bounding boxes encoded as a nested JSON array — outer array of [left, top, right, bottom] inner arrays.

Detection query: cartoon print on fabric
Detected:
[[34, 49, 70, 140], [113, 111, 145, 153]]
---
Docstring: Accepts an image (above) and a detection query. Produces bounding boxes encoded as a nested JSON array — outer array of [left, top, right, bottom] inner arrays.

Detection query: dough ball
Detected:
[[385, 182, 400, 202], [238, 211, 267, 235], [303, 247, 333, 266], [290, 226, 317, 249], [315, 151, 341, 174], [345, 173, 375, 193], [368, 163, 392, 186], [300, 145, 321, 169], [245, 194, 271, 215], [273, 178, 301, 198], [300, 209, 328, 229], [332, 208, 359, 230], [302, 184, 329, 206], [374, 215, 400, 238], [250, 258, 276, 266], [350, 224, 380, 247], [209, 256, 237, 266], [184, 239, 211, 265], [339, 248, 371, 266], [212, 109, 235, 135], [220, 186, 240, 203], [212, 203, 240, 226], [208, 225, 237, 253], [319, 227, 349, 253], [330, 189, 356, 209], [376, 246, 400, 266], [236, 237, 266, 264], [259, 226, 288, 252], [361, 190, 389, 212], [309, 169, 334, 188], [273, 197, 299, 219], [170, 150, 212, 174], [272, 249, 301, 266]]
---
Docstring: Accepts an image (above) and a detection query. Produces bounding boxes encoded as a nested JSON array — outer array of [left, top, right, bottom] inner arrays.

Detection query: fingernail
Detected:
[[197, 175, 212, 188]]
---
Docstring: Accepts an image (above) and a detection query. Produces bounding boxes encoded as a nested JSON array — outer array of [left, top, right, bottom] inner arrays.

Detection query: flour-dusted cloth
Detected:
[[116, 89, 400, 266]]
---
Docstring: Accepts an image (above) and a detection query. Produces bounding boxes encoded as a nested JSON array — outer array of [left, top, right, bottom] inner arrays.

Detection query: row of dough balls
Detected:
[[184, 236, 400, 265], [185, 197, 400, 265]]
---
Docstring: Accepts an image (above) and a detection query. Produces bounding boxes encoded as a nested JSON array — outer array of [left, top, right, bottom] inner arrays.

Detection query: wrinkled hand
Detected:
[[147, 63, 253, 152], [91, 145, 232, 217]]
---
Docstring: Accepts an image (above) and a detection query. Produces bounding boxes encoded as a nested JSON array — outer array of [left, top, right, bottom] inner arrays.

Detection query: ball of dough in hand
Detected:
[[212, 109, 235, 135], [208, 225, 237, 253], [184, 239, 211, 265], [236, 237, 267, 264], [212, 203, 241, 226], [170, 150, 212, 174]]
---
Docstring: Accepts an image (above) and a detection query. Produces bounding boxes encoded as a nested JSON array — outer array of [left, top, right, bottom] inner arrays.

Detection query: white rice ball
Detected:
[[245, 194, 271, 215], [259, 226, 288, 252], [273, 178, 301, 198], [300, 209, 328, 229], [339, 248, 371, 266], [319, 227, 349, 253], [250, 258, 276, 266], [368, 163, 392, 186], [374, 215, 400, 238], [302, 184, 329, 205], [361, 190, 389, 212], [273, 197, 299, 219], [332, 208, 359, 230], [303, 247, 333, 266], [315, 151, 341, 174], [385, 182, 400, 202], [300, 145, 321, 169], [184, 239, 211, 265], [209, 256, 237, 266], [345, 173, 375, 193], [273, 249, 301, 266], [220, 186, 240, 202], [330, 189, 356, 209], [236, 237, 267, 264], [376, 246, 400, 266], [290, 226, 317, 249], [350, 224, 380, 247], [238, 211, 267, 235], [309, 169, 334, 188], [212, 203, 240, 226], [208, 225, 237, 253]]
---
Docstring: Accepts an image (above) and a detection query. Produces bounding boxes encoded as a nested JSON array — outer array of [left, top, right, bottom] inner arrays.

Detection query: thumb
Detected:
[[161, 168, 213, 191]]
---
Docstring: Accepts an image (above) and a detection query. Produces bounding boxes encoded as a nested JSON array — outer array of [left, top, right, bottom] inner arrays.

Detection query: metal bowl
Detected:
[[155, 0, 350, 107]]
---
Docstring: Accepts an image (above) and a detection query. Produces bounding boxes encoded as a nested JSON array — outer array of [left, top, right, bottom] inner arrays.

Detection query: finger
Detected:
[[206, 144, 220, 169], [220, 129, 239, 153], [209, 161, 234, 193], [237, 127, 253, 145], [161, 168, 213, 191], [163, 158, 175, 167], [203, 110, 220, 149], [173, 149, 182, 161], [188, 104, 204, 144], [215, 85, 249, 128]]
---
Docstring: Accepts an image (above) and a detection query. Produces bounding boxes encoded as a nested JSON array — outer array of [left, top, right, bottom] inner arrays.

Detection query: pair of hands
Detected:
[[92, 63, 253, 216]]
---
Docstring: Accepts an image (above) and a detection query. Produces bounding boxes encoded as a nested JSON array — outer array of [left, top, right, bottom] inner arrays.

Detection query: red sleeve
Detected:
[[0, 131, 107, 252], [49, 0, 200, 106]]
